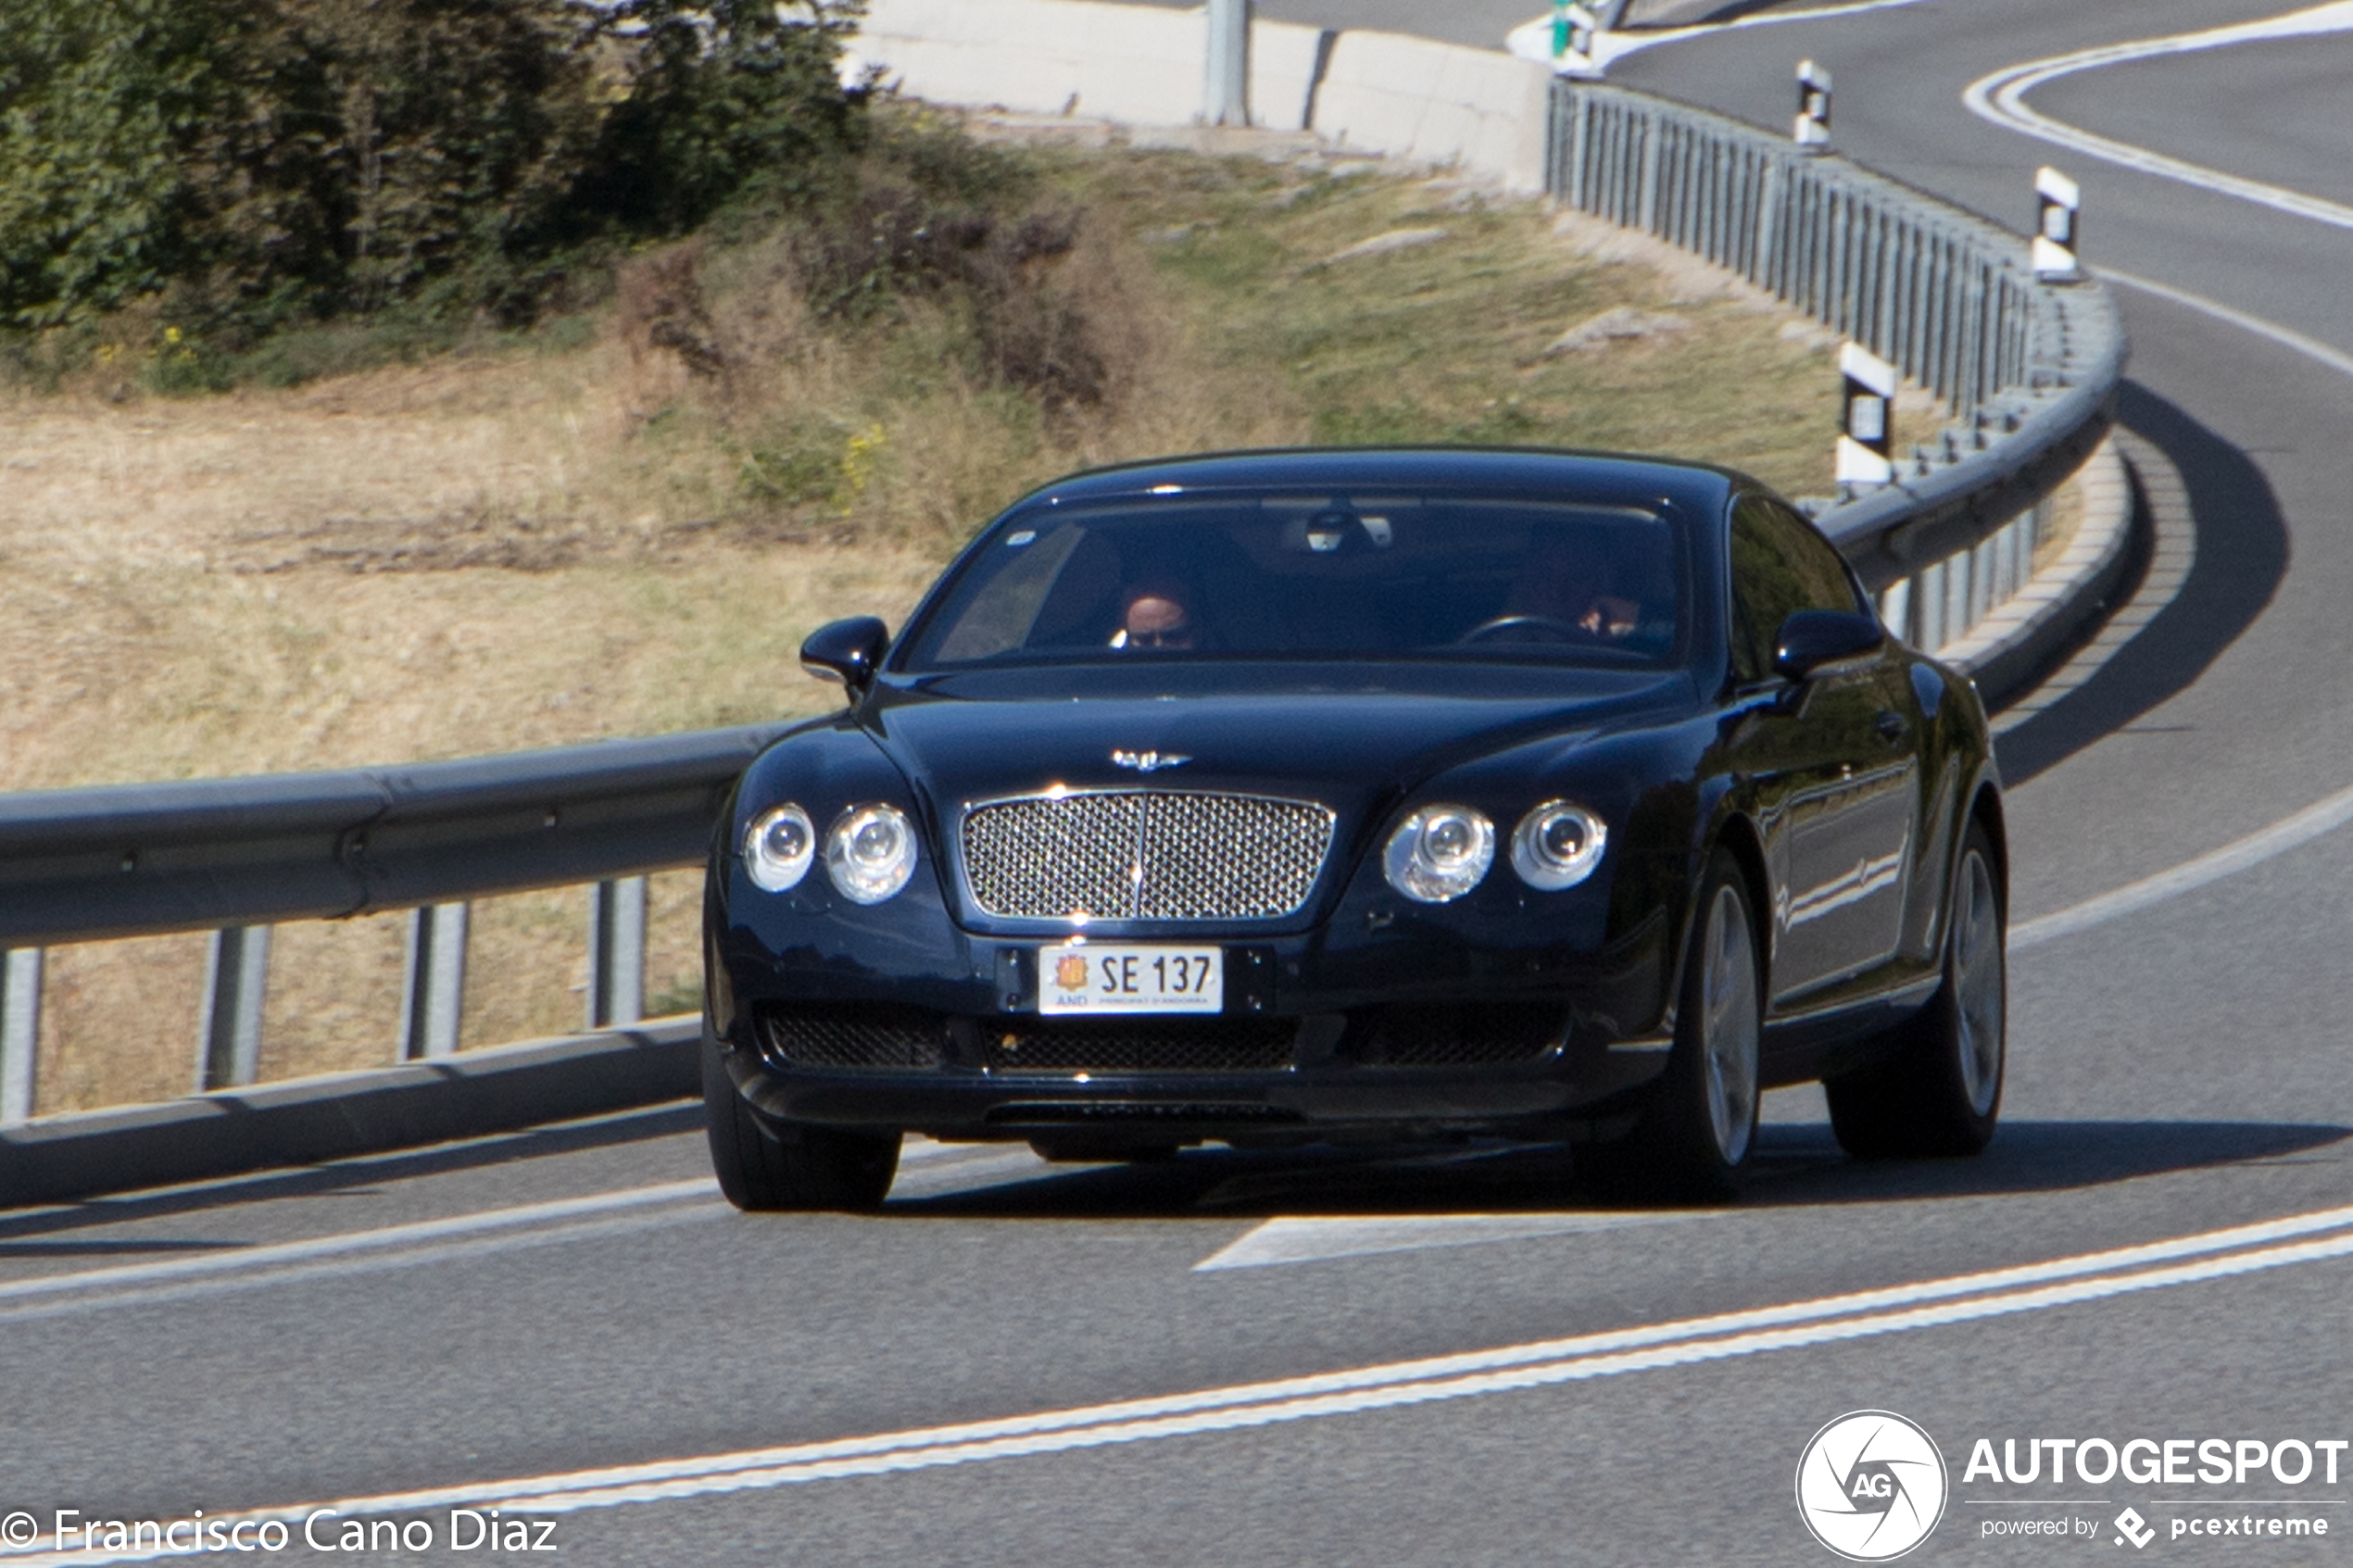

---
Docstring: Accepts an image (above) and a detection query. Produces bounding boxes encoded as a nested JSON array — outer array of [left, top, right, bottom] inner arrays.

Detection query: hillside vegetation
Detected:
[[0, 10, 1886, 1111]]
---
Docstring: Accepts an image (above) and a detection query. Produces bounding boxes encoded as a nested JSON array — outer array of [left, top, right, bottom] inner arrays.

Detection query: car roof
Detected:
[[1008, 446, 1748, 517]]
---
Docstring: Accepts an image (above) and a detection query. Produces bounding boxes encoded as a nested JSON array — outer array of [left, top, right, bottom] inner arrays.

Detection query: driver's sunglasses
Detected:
[[1129, 625, 1195, 647]]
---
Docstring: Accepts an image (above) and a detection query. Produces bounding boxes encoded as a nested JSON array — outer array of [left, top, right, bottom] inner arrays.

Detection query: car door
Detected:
[[1725, 496, 1919, 1002]]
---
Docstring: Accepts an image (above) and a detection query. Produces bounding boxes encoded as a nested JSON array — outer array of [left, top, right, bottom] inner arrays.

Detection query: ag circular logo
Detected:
[[1795, 1410, 1949, 1561]]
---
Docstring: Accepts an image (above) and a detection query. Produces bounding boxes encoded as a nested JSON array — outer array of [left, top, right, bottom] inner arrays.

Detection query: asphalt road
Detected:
[[10, 3, 2353, 1563]]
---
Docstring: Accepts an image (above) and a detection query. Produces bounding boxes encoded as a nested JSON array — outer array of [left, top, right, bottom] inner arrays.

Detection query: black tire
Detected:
[[1583, 847, 1764, 1203], [1825, 819, 2006, 1159], [703, 1026, 900, 1210]]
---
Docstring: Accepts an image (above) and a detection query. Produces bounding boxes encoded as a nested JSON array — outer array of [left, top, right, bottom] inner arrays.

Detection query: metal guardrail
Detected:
[[1, 80, 2130, 1135], [1549, 82, 2126, 650], [0, 724, 791, 1123]]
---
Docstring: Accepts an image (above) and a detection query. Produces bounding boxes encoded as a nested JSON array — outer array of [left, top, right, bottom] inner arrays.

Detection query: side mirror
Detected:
[[800, 616, 889, 696], [1772, 609, 1884, 682]]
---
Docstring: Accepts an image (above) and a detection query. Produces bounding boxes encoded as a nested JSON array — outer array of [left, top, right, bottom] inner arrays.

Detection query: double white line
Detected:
[[28, 1197, 2353, 1562]]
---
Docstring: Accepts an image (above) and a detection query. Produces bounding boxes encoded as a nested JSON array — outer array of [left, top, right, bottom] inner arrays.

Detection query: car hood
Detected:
[[864, 665, 1695, 830]]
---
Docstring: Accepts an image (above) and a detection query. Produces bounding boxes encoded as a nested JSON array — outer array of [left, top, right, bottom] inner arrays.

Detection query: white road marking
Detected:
[[30, 1198, 2353, 1562], [1995, 270, 2353, 951], [0, 1205, 731, 1325], [1194, 1210, 1693, 1271], [2013, 776, 2353, 951], [0, 1179, 714, 1304], [2099, 267, 2353, 383], [1963, 3, 2353, 232]]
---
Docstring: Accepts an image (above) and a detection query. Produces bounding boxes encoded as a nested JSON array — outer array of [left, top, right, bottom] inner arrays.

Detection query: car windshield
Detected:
[[902, 492, 1689, 671]]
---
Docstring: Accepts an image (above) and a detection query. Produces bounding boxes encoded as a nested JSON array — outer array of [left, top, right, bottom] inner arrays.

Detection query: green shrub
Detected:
[[0, 0, 867, 334]]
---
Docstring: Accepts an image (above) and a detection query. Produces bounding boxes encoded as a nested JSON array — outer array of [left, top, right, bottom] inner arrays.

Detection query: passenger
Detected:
[[1111, 576, 1201, 650]]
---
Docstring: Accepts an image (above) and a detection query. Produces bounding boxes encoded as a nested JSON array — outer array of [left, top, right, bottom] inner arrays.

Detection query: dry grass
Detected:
[[2, 122, 1914, 1117]]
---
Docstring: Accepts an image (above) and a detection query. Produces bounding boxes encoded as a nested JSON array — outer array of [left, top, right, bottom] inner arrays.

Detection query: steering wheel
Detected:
[[1453, 613, 1596, 646]]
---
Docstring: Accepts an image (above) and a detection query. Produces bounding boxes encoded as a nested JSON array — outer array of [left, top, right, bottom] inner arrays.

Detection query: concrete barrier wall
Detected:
[[1313, 29, 1552, 192], [849, 0, 1554, 191]]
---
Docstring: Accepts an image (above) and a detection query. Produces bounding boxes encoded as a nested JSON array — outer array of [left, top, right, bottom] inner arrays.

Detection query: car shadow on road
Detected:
[[1993, 382, 2289, 786], [883, 1117, 2350, 1219]]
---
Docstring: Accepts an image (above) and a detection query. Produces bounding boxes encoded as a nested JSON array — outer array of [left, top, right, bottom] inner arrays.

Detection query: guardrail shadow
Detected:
[[0, 1100, 703, 1247], [1994, 382, 2289, 785], [883, 1117, 2348, 1219]]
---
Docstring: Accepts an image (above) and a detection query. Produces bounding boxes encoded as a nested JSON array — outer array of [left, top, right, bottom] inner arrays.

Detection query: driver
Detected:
[[1110, 576, 1200, 650], [1508, 529, 1641, 640]]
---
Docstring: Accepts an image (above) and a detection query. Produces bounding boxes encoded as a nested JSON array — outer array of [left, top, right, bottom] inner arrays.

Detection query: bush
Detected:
[[0, 0, 868, 333]]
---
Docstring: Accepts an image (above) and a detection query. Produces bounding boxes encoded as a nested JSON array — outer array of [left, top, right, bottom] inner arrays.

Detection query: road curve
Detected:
[[10, 5, 2353, 1562]]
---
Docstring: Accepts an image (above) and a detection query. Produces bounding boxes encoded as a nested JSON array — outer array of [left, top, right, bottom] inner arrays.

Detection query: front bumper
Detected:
[[712, 912, 1678, 1144]]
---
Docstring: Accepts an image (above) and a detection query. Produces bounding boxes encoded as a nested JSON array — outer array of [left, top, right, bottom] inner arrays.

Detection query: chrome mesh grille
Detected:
[[961, 791, 1334, 922]]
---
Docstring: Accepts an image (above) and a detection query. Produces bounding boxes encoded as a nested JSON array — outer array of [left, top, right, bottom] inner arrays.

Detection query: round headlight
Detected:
[[826, 804, 918, 904], [743, 804, 816, 892], [1511, 801, 1607, 890], [1383, 805, 1496, 903]]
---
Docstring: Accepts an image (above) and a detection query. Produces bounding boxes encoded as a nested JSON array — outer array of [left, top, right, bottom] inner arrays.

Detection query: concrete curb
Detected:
[[0, 1020, 698, 1210], [1945, 433, 2136, 709]]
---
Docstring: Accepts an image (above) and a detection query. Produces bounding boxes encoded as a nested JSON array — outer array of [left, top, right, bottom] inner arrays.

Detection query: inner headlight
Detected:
[[743, 803, 816, 892], [1383, 805, 1495, 903], [1511, 801, 1607, 890], [826, 804, 918, 904]]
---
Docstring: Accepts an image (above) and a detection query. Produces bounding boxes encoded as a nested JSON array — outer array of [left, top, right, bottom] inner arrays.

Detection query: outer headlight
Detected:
[[1383, 805, 1495, 903], [1511, 801, 1607, 890], [826, 804, 918, 904], [743, 803, 816, 892]]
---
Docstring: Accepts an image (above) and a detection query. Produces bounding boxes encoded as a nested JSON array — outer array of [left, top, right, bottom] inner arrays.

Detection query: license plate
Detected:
[[1038, 944, 1223, 1015]]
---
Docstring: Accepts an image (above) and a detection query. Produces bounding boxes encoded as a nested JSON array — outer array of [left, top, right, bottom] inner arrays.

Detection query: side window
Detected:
[[1727, 497, 1865, 684]]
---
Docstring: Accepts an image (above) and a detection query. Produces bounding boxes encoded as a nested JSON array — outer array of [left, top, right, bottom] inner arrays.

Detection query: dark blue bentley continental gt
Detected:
[[702, 448, 2007, 1208]]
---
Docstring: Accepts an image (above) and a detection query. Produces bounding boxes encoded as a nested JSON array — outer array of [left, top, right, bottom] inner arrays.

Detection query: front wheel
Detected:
[[1583, 848, 1762, 1202], [703, 1026, 900, 1210], [1825, 819, 2006, 1158]]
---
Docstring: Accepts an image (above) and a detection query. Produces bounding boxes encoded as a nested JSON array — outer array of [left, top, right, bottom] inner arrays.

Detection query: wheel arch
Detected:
[[1965, 774, 2008, 915], [1708, 811, 1775, 996]]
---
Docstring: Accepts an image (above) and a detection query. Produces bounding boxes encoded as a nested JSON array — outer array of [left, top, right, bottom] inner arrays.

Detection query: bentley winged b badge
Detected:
[[1111, 749, 1189, 772]]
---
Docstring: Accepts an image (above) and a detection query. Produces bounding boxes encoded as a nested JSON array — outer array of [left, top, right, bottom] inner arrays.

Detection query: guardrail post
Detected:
[[1, 949, 41, 1127], [1205, 0, 1249, 127], [401, 902, 470, 1060], [197, 926, 271, 1091], [586, 877, 648, 1030], [1637, 117, 1662, 232]]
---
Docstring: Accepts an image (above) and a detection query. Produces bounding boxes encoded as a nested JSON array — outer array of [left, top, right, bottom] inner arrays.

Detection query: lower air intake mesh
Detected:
[[1353, 1003, 1568, 1067], [982, 1017, 1298, 1074], [760, 1005, 946, 1071]]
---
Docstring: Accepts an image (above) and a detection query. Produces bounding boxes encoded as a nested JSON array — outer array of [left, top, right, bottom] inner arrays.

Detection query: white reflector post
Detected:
[[1794, 59, 1831, 150], [2033, 166, 2081, 281], [1837, 342, 1896, 488]]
